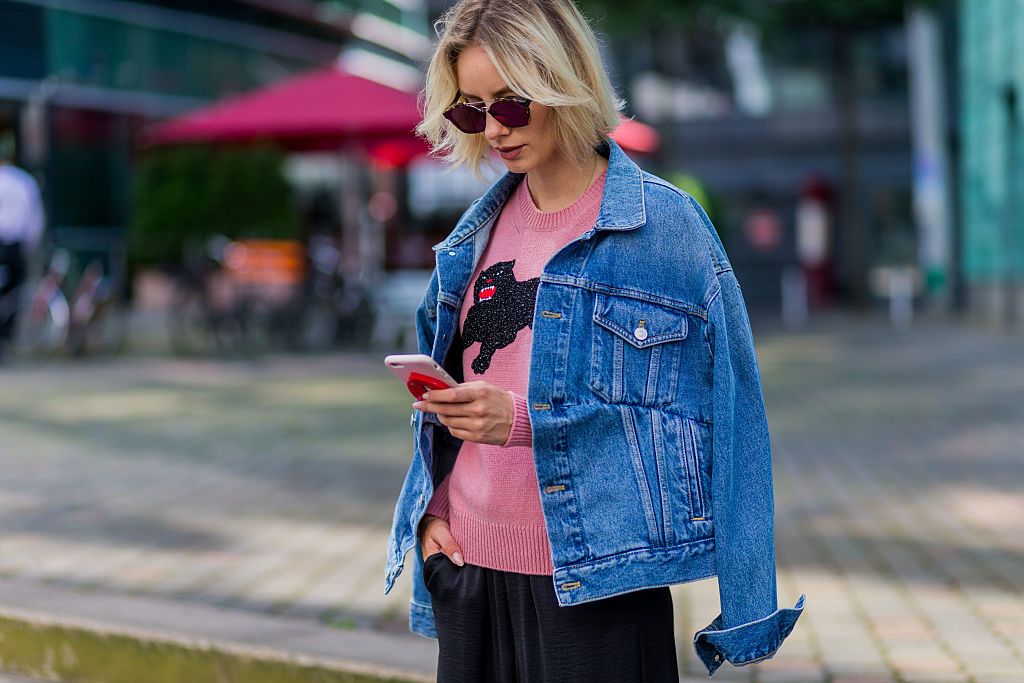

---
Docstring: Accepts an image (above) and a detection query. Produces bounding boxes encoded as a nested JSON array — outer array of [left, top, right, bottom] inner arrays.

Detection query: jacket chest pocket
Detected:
[[589, 293, 688, 408]]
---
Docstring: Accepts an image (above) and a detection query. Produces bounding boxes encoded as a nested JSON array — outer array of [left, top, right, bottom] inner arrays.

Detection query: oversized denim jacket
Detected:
[[384, 137, 805, 676]]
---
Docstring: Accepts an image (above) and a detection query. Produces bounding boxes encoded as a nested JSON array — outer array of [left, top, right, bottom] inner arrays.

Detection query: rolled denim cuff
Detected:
[[501, 391, 533, 447], [409, 598, 437, 639], [693, 593, 806, 677]]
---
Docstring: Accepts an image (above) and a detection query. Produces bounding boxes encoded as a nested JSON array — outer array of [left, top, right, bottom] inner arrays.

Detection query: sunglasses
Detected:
[[442, 95, 532, 134]]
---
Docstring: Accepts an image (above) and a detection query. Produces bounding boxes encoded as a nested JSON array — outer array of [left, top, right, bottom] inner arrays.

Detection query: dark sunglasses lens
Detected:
[[489, 100, 530, 128], [445, 105, 485, 133]]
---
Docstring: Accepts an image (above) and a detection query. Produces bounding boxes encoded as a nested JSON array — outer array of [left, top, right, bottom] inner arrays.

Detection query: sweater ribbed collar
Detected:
[[515, 168, 607, 232]]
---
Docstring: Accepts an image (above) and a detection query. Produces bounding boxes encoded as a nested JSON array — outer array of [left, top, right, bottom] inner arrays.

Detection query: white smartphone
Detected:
[[385, 353, 459, 400]]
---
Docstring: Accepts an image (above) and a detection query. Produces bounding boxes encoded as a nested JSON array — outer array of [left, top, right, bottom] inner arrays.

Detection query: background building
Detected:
[[0, 0, 429, 287], [960, 0, 1024, 326], [584, 7, 927, 314]]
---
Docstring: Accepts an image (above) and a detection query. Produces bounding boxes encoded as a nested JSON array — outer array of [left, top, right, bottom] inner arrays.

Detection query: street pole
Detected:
[[906, 4, 954, 313], [1002, 85, 1020, 331]]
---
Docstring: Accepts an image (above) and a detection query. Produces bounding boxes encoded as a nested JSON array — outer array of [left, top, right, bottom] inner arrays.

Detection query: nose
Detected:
[[484, 111, 509, 143]]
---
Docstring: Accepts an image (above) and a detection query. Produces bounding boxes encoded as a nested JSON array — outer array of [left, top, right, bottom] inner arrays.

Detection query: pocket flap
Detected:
[[593, 293, 688, 348]]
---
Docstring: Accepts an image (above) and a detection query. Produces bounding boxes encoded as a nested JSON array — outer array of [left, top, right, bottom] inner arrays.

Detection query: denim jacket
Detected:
[[384, 137, 805, 676]]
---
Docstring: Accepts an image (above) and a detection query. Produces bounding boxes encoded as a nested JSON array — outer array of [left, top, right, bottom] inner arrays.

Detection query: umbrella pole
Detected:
[[338, 145, 366, 285]]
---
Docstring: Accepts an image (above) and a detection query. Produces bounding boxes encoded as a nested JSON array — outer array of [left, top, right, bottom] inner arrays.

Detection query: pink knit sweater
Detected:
[[424, 168, 607, 575]]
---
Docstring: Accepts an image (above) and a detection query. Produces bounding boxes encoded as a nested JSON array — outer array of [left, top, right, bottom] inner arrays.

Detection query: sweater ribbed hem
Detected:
[[449, 506, 554, 575], [502, 391, 533, 447], [517, 169, 607, 232]]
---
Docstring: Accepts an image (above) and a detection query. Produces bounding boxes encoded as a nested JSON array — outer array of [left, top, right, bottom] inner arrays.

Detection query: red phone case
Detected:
[[407, 372, 451, 401]]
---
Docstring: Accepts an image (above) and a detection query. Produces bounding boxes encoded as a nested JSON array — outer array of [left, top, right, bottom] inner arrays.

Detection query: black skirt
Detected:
[[424, 552, 679, 682]]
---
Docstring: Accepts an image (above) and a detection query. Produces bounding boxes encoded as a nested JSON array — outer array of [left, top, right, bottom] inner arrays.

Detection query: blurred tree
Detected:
[[579, 0, 941, 306], [131, 145, 296, 267]]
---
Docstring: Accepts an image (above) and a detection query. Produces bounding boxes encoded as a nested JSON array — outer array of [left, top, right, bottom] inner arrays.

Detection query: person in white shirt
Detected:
[[0, 133, 45, 348]]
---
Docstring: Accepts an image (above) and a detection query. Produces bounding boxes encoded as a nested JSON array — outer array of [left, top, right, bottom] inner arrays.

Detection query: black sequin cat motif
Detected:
[[462, 260, 540, 374]]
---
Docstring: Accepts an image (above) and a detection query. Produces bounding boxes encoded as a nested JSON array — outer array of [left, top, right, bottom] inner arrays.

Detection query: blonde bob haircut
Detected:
[[416, 0, 625, 178]]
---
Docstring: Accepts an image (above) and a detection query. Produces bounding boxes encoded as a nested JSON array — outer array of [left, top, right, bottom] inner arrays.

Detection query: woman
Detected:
[[383, 0, 805, 679]]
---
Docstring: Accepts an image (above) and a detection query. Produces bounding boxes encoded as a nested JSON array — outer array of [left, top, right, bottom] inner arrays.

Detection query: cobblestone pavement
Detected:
[[0, 312, 1021, 682]]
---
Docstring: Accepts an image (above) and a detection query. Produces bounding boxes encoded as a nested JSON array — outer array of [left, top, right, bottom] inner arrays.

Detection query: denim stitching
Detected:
[[686, 418, 706, 520], [620, 405, 660, 544], [652, 409, 672, 546]]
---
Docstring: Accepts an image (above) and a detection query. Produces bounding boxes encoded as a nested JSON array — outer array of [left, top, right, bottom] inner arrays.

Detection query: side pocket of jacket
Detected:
[[692, 269, 805, 676]]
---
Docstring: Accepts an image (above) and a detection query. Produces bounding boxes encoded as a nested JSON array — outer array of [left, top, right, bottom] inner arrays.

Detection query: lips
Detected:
[[496, 144, 525, 160]]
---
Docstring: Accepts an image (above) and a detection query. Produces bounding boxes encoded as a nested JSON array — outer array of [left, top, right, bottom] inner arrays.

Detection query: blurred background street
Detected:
[[0, 312, 1021, 681], [0, 0, 1022, 681]]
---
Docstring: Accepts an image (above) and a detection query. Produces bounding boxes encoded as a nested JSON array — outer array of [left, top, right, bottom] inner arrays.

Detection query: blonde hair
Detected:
[[416, 0, 624, 178]]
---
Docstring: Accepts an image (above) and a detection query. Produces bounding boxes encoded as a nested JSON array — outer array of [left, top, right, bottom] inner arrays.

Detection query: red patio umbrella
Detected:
[[145, 66, 423, 151], [146, 65, 660, 163], [612, 116, 659, 156]]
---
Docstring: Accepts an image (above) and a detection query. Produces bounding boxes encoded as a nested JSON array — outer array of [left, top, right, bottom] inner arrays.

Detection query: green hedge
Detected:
[[131, 144, 297, 267]]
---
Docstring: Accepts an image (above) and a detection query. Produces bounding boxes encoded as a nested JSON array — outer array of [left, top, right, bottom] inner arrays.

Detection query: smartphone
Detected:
[[385, 354, 459, 400]]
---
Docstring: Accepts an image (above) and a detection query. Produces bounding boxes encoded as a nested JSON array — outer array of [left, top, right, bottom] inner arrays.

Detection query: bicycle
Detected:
[[0, 248, 72, 362], [167, 235, 245, 356], [167, 234, 378, 356], [65, 257, 128, 358], [280, 234, 376, 352]]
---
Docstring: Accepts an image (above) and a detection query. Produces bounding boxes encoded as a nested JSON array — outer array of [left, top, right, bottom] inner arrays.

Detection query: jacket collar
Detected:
[[433, 136, 646, 251]]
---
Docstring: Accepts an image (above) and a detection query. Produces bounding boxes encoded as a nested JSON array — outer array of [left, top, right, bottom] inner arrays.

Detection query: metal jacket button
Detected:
[[633, 326, 648, 341]]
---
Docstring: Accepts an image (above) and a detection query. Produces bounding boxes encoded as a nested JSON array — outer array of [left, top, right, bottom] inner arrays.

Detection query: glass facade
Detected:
[[0, 0, 366, 273], [0, 2, 46, 79], [602, 17, 914, 310], [46, 10, 310, 100], [960, 0, 1024, 282]]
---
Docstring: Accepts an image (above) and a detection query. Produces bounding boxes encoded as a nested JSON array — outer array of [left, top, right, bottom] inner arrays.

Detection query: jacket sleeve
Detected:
[[415, 264, 448, 496], [693, 267, 805, 676], [415, 266, 440, 356]]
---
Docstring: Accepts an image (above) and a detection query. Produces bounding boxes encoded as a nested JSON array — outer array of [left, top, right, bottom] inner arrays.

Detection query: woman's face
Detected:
[[454, 43, 559, 173]]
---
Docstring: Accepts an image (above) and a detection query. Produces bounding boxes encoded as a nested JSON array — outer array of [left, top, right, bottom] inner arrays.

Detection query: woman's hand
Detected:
[[413, 380, 514, 445], [419, 514, 465, 566]]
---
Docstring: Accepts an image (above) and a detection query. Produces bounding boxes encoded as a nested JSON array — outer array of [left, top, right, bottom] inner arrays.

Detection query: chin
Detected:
[[502, 159, 530, 171]]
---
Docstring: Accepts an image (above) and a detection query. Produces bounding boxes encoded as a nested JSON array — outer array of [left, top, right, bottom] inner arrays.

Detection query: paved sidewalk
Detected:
[[0, 311, 1021, 682]]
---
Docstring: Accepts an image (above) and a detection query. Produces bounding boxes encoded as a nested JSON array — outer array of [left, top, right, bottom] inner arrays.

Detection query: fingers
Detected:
[[430, 520, 465, 566], [413, 381, 508, 444], [422, 382, 484, 404], [437, 416, 486, 432], [414, 386, 490, 418], [419, 515, 442, 557], [421, 538, 440, 560], [417, 402, 479, 419], [421, 388, 463, 403]]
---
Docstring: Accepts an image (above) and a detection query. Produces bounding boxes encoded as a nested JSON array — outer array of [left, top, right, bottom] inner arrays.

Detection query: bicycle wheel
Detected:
[[291, 298, 340, 352], [168, 286, 211, 355], [335, 286, 376, 349], [8, 290, 70, 361], [77, 301, 129, 358]]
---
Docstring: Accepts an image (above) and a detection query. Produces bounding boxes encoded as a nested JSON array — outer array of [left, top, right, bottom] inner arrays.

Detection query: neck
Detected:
[[525, 148, 607, 212]]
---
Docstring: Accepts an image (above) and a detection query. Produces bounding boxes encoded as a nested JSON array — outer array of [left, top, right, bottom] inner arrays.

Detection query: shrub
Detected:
[[131, 144, 296, 267]]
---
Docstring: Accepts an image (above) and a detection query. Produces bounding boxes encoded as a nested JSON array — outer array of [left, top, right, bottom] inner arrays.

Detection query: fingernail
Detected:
[[422, 391, 430, 400], [452, 551, 464, 566]]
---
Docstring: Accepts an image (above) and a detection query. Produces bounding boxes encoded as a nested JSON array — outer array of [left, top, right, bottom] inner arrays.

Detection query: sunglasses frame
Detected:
[[443, 95, 533, 134]]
